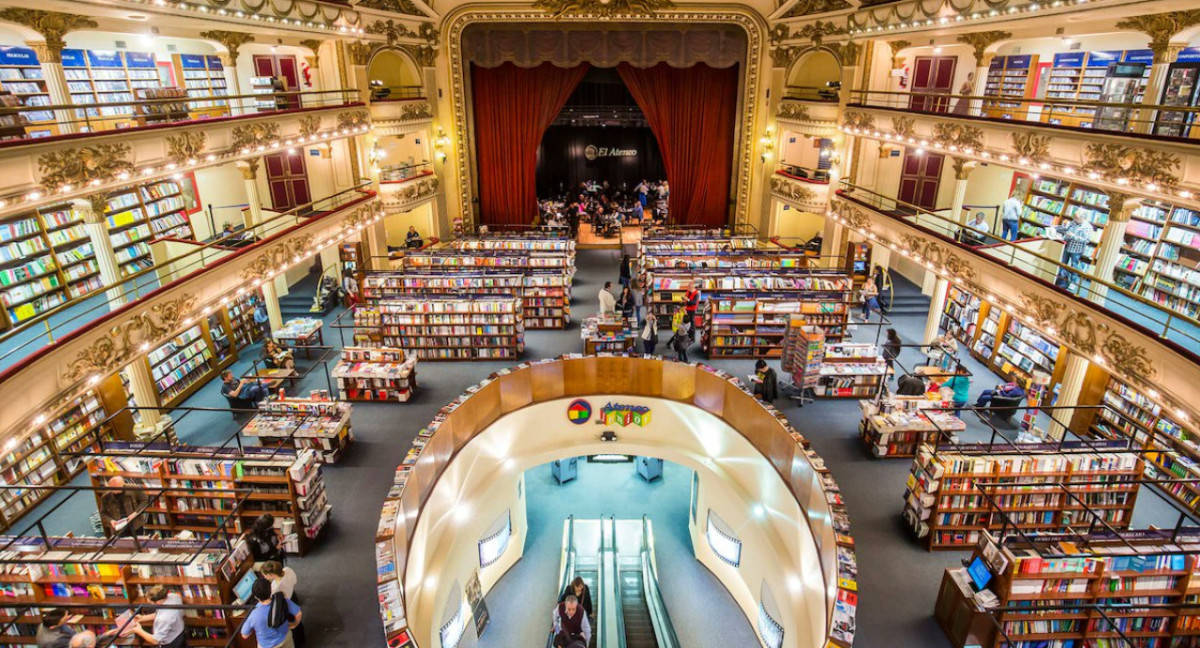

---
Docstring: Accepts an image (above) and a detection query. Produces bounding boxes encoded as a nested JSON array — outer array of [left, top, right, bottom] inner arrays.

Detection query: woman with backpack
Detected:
[[240, 578, 301, 648], [671, 318, 691, 362]]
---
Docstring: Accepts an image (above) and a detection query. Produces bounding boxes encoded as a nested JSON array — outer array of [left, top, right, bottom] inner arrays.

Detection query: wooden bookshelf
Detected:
[[1020, 178, 1108, 261], [983, 54, 1039, 120], [818, 343, 888, 398], [363, 271, 572, 330], [401, 249, 573, 274], [637, 236, 757, 255], [902, 445, 1143, 550], [0, 537, 254, 647], [0, 46, 55, 138], [170, 53, 229, 119], [704, 292, 850, 358], [646, 269, 853, 322], [144, 318, 235, 408], [226, 290, 265, 350], [88, 445, 330, 556], [352, 297, 525, 361], [449, 237, 576, 255], [62, 49, 163, 132], [331, 347, 418, 403], [244, 398, 355, 463]]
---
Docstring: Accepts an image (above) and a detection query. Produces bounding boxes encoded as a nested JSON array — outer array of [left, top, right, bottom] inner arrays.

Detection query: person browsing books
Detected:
[[36, 609, 76, 648], [261, 561, 304, 647], [68, 632, 95, 648], [751, 360, 779, 402], [129, 586, 186, 648], [99, 476, 150, 537], [240, 578, 302, 648]]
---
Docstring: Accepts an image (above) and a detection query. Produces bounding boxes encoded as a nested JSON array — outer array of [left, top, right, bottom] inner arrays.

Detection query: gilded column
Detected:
[[969, 54, 993, 117], [923, 276, 950, 345], [956, 32, 1010, 117], [26, 42, 77, 134], [1136, 43, 1186, 134], [1089, 192, 1135, 306], [1047, 351, 1089, 440], [125, 358, 162, 425], [74, 196, 125, 308], [949, 159, 975, 227], [199, 32, 254, 114], [237, 159, 265, 230]]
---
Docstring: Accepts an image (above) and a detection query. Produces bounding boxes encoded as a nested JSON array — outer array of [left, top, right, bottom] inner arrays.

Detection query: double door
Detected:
[[252, 55, 301, 109], [909, 56, 958, 113]]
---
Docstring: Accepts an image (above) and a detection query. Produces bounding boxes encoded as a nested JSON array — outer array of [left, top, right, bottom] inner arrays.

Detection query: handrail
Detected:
[[835, 182, 1200, 351], [640, 516, 680, 648], [782, 85, 840, 103], [547, 515, 578, 648], [845, 88, 1200, 140], [0, 180, 375, 372], [608, 515, 626, 648]]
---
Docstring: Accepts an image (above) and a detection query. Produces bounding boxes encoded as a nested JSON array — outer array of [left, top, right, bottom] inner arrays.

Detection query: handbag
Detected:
[[267, 592, 295, 629]]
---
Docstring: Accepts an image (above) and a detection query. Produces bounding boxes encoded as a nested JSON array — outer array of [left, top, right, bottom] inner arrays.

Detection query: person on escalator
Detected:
[[552, 595, 591, 647], [558, 577, 594, 620]]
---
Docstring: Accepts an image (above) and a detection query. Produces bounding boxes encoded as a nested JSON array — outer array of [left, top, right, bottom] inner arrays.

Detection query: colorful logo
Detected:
[[567, 399, 592, 425], [597, 403, 652, 428]]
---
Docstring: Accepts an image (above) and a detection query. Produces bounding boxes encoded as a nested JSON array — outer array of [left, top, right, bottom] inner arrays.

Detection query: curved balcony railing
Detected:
[[380, 161, 433, 184], [835, 182, 1200, 355], [0, 88, 361, 147], [783, 85, 840, 103], [847, 88, 1200, 141], [0, 181, 374, 374]]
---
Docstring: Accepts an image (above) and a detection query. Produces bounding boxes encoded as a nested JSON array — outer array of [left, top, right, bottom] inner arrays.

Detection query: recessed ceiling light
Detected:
[[127, 14, 148, 20]]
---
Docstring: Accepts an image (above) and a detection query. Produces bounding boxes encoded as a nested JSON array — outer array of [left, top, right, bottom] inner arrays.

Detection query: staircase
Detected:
[[279, 294, 320, 320], [620, 568, 657, 648], [885, 274, 932, 317]]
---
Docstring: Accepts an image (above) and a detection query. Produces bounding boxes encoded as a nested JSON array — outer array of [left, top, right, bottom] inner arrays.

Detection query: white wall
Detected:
[[64, 31, 217, 58], [192, 163, 249, 240], [770, 201, 825, 243], [385, 202, 435, 248]]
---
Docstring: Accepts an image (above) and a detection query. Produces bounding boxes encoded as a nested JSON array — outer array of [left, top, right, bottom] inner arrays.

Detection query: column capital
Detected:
[[0, 9, 97, 62], [237, 158, 260, 180], [72, 195, 107, 222], [200, 30, 255, 61], [216, 52, 235, 68], [1116, 12, 1200, 61], [1106, 192, 1136, 222], [952, 157, 976, 181], [955, 30, 1012, 65]]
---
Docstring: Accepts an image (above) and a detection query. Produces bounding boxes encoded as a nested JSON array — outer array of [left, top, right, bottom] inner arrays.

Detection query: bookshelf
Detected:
[[363, 271, 572, 330], [227, 290, 265, 350], [991, 317, 1063, 392], [0, 46, 54, 138], [105, 179, 195, 276], [0, 537, 254, 647], [171, 54, 229, 118], [352, 297, 525, 360], [781, 319, 823, 392], [939, 285, 983, 344], [901, 444, 1143, 550], [646, 269, 853, 322], [62, 49, 163, 131], [637, 237, 757, 255], [1020, 178, 1109, 262], [704, 293, 850, 358], [331, 347, 419, 403], [1132, 203, 1200, 320], [144, 318, 234, 408], [88, 445, 330, 555], [982, 54, 1039, 120], [245, 398, 355, 463], [449, 237, 577, 254], [0, 206, 68, 328], [859, 396, 965, 458], [581, 316, 635, 355], [818, 343, 888, 398]]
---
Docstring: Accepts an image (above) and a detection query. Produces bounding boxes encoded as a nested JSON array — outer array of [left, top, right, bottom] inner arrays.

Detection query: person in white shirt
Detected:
[[131, 586, 186, 647], [598, 281, 617, 317], [261, 561, 298, 600], [964, 212, 991, 245], [1000, 194, 1023, 241]]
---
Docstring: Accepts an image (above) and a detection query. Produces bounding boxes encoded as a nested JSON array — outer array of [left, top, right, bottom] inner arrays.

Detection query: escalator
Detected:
[[618, 565, 655, 648]]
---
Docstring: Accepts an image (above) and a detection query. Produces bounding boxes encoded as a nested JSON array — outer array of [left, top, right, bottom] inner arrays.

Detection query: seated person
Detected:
[[975, 381, 1026, 408], [895, 373, 928, 396], [262, 340, 295, 370], [220, 370, 269, 407], [963, 212, 991, 244]]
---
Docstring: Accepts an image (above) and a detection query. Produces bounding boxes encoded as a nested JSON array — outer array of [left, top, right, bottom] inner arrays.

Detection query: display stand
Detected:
[[362, 271, 571, 329], [580, 316, 635, 355], [859, 396, 965, 458], [818, 343, 888, 398], [244, 398, 355, 463], [331, 347, 418, 402]]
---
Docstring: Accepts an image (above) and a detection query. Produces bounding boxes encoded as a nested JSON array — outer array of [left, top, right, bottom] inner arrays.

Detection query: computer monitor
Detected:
[[967, 556, 993, 591], [233, 570, 259, 604]]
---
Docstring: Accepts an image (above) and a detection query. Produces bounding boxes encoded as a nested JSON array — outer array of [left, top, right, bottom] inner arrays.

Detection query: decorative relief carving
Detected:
[[931, 122, 984, 151], [841, 110, 875, 131], [299, 115, 322, 139], [1116, 11, 1200, 59], [892, 116, 916, 138], [951, 157, 975, 180], [64, 294, 198, 382], [886, 40, 911, 69], [165, 131, 207, 165], [796, 20, 844, 46], [1017, 292, 1156, 380], [37, 144, 134, 192], [239, 235, 315, 282], [771, 45, 799, 68], [777, 102, 812, 122], [826, 40, 861, 66], [768, 25, 790, 48], [391, 177, 440, 204], [230, 122, 281, 151], [399, 102, 433, 121], [829, 200, 871, 230], [1011, 131, 1050, 163], [0, 10, 96, 62], [770, 175, 818, 204], [896, 233, 978, 282], [399, 44, 437, 68], [199, 30, 255, 60], [533, 0, 676, 17], [337, 110, 371, 130], [345, 41, 377, 66], [356, 0, 427, 16], [955, 30, 1011, 62], [780, 0, 852, 19], [1083, 143, 1180, 187], [367, 19, 419, 45], [299, 39, 323, 68]]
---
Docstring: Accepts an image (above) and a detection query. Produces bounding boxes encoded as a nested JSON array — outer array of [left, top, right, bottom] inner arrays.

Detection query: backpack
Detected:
[[267, 591, 295, 629]]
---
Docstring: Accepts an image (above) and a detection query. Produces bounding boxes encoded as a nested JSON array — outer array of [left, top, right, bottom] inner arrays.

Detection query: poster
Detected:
[[180, 171, 203, 215], [466, 570, 490, 637]]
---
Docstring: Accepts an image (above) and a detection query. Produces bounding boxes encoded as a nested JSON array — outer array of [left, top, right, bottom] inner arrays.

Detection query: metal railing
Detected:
[[380, 161, 433, 183], [369, 85, 424, 101], [783, 85, 840, 103], [546, 516, 578, 648], [0, 88, 361, 145], [847, 88, 1200, 139], [0, 181, 374, 373], [640, 516, 679, 648], [835, 183, 1200, 351]]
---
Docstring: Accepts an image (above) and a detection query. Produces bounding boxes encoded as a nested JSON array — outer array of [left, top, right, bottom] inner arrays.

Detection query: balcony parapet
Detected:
[[381, 175, 439, 212], [72, 0, 374, 38], [370, 98, 434, 136], [829, 191, 1200, 425], [776, 99, 840, 137], [0, 191, 381, 435], [770, 173, 830, 213]]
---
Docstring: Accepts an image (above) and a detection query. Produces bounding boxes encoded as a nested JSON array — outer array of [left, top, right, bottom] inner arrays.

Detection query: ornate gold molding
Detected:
[[337, 110, 371, 130], [769, 175, 818, 204], [0, 9, 96, 62], [780, 0, 852, 19], [1017, 292, 1156, 380], [299, 115, 322, 139], [357, 0, 427, 16], [300, 39, 323, 68], [955, 30, 1011, 63], [533, 0, 676, 18], [931, 122, 984, 151], [38, 144, 133, 192], [398, 101, 433, 121], [891, 116, 916, 139], [63, 293, 198, 383], [886, 40, 911, 70], [231, 122, 281, 152], [239, 235, 316, 282], [842, 110, 875, 131], [199, 30, 255, 61], [796, 20, 844, 47], [777, 102, 812, 122], [951, 157, 975, 180], [1116, 11, 1200, 59], [399, 43, 437, 68], [237, 159, 260, 181], [165, 131, 207, 165], [367, 19, 419, 45], [1083, 143, 1180, 188], [897, 233, 978, 281], [390, 177, 440, 205], [346, 41, 376, 66], [1011, 131, 1050, 163], [826, 40, 861, 67]]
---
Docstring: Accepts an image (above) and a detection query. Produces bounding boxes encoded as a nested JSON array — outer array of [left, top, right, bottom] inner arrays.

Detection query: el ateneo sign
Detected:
[[584, 145, 638, 161], [567, 399, 651, 427]]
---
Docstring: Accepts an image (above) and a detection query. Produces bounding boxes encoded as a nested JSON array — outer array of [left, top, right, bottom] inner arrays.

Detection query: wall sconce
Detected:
[[433, 127, 451, 162], [760, 127, 775, 163]]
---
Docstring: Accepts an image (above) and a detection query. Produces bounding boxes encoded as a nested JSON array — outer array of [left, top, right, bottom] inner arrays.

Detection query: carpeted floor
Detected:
[[13, 249, 1191, 648]]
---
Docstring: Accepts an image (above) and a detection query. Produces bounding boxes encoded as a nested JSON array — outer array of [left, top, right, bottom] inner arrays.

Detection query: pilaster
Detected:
[[74, 197, 124, 308]]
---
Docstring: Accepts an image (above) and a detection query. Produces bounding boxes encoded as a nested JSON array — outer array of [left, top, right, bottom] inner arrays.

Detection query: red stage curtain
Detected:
[[471, 62, 589, 227], [617, 63, 739, 227]]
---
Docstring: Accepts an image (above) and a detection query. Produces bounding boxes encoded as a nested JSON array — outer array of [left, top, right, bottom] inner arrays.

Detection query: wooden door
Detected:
[[909, 56, 958, 113], [265, 152, 311, 211], [897, 149, 944, 212], [252, 55, 301, 108]]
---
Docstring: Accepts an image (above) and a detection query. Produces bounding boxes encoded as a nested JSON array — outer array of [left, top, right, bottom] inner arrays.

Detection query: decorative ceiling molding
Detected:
[[1116, 11, 1200, 59], [780, 0, 852, 19], [299, 115, 322, 139], [239, 235, 316, 282], [346, 41, 377, 66], [532, 0, 676, 18], [955, 30, 1011, 62], [37, 144, 134, 193], [0, 9, 96, 62], [299, 39, 324, 68], [165, 132, 208, 165], [337, 110, 371, 130], [892, 116, 916, 139], [841, 110, 875, 131], [796, 20, 845, 46], [931, 122, 984, 151], [367, 19, 420, 45], [356, 0, 427, 17], [778, 103, 813, 122], [199, 30, 255, 60], [886, 39, 911, 69], [1010, 131, 1050, 164], [63, 293, 198, 383], [1083, 143, 1181, 188]]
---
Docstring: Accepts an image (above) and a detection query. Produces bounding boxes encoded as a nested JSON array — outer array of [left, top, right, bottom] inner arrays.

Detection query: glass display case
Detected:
[[1153, 63, 1200, 137], [1094, 62, 1146, 131]]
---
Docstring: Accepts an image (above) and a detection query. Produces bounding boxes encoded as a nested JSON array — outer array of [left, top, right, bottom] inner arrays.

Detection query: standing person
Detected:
[[951, 72, 975, 115], [100, 476, 150, 537], [683, 282, 701, 336], [616, 286, 635, 322], [552, 595, 591, 647], [872, 265, 891, 314], [636, 180, 649, 208], [671, 318, 691, 362], [261, 561, 304, 647], [598, 281, 616, 317], [883, 329, 902, 377], [405, 226, 423, 249], [630, 280, 645, 328], [558, 577, 594, 619], [942, 366, 972, 418], [751, 360, 778, 403], [618, 254, 632, 287], [240, 579, 301, 648], [36, 609, 75, 648], [244, 514, 287, 563], [860, 279, 880, 322], [130, 586, 186, 648], [1054, 213, 1095, 289], [1000, 193, 1023, 241], [640, 315, 659, 355]]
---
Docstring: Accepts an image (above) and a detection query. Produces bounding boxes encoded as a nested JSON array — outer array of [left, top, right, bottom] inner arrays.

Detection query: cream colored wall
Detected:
[[770, 201, 825, 243], [385, 202, 435, 247], [378, 134, 429, 167], [64, 31, 218, 57], [994, 33, 1153, 58], [779, 131, 824, 170], [962, 164, 1017, 212], [787, 49, 840, 89], [368, 49, 422, 87], [192, 164, 249, 240], [401, 398, 832, 648]]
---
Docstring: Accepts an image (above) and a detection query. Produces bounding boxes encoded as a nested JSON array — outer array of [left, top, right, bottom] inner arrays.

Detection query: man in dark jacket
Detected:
[[559, 577, 594, 618], [752, 360, 779, 402], [100, 476, 150, 537], [895, 373, 928, 396], [552, 596, 591, 646]]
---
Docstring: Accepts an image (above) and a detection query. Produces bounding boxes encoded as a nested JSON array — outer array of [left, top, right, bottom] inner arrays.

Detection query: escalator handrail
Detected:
[[548, 515, 578, 648], [640, 516, 681, 648], [609, 515, 627, 648]]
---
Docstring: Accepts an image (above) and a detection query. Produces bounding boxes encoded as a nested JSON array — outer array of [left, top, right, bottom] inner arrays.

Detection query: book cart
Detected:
[[86, 443, 330, 556], [902, 437, 1144, 550], [348, 297, 525, 361], [780, 318, 823, 405], [0, 534, 255, 647], [817, 343, 889, 398], [331, 347, 418, 403], [935, 526, 1200, 648], [580, 316, 635, 355]]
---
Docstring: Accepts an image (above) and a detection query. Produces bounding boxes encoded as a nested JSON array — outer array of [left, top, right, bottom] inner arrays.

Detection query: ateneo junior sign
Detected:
[[584, 145, 638, 161], [567, 399, 651, 427]]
